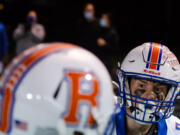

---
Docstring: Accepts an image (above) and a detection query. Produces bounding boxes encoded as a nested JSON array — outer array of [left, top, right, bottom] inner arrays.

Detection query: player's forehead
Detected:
[[130, 77, 168, 87]]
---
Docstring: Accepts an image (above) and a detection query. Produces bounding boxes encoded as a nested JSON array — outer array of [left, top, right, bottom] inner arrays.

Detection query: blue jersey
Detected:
[[113, 103, 180, 135], [0, 22, 8, 60]]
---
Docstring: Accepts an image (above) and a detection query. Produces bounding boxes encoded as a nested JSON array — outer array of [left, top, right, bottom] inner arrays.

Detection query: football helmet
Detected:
[[117, 42, 180, 124], [0, 42, 115, 135]]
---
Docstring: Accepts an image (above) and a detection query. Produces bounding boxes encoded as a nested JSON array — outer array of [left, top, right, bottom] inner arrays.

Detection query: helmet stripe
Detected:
[[146, 42, 162, 71], [146, 42, 153, 69], [149, 43, 161, 70], [0, 43, 76, 133]]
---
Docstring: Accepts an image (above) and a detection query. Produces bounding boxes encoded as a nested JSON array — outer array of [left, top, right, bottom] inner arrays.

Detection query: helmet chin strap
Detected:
[[128, 101, 159, 125]]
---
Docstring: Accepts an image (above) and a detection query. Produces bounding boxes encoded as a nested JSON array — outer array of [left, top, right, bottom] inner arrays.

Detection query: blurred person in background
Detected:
[[0, 21, 8, 75], [0, 0, 8, 75], [97, 12, 119, 76], [13, 10, 46, 56], [75, 2, 99, 54]]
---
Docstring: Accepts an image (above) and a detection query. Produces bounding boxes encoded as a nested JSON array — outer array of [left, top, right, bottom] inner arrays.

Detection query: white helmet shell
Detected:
[[121, 42, 180, 82], [0, 42, 115, 135]]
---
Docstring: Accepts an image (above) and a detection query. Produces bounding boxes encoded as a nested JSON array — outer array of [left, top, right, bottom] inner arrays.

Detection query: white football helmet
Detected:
[[0, 42, 115, 135], [117, 42, 180, 124]]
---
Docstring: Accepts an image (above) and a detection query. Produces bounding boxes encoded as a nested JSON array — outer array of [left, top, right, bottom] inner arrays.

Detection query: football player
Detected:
[[114, 42, 180, 135], [0, 42, 115, 135]]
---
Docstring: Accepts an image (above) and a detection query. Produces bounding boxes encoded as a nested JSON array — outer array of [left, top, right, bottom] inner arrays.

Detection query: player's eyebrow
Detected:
[[136, 78, 148, 84], [136, 78, 166, 86]]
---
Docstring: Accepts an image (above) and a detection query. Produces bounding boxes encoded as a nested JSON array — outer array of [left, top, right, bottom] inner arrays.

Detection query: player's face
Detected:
[[130, 77, 169, 101]]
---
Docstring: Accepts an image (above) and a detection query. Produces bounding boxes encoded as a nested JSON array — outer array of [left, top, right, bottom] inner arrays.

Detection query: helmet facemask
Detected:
[[117, 69, 179, 125]]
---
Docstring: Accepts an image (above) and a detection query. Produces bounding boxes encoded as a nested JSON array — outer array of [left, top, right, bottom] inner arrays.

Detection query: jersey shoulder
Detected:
[[166, 115, 180, 135]]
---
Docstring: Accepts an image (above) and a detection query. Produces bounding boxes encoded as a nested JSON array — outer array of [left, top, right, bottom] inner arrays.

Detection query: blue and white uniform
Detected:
[[113, 103, 180, 135]]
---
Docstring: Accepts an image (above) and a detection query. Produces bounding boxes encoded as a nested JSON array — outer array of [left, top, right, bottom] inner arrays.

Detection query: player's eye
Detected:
[[154, 87, 162, 94], [134, 89, 145, 97], [138, 83, 146, 88]]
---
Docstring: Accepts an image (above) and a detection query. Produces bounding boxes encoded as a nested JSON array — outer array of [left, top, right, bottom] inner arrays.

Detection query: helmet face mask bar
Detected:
[[116, 42, 180, 125], [117, 69, 178, 124]]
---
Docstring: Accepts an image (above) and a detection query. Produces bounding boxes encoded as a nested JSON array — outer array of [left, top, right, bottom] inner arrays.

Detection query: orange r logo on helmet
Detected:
[[64, 71, 99, 126]]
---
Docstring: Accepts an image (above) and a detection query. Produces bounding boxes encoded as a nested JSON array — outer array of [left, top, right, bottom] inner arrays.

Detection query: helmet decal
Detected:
[[164, 47, 179, 68], [0, 43, 76, 133], [145, 42, 163, 71], [63, 70, 100, 127]]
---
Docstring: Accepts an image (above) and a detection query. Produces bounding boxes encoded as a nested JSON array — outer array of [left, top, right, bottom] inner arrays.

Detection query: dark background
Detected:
[[1, 0, 180, 61], [1, 0, 180, 118]]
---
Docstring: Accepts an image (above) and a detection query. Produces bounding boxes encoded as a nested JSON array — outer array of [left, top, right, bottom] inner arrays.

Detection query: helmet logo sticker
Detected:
[[63, 71, 100, 127], [143, 69, 160, 75], [163, 47, 180, 68]]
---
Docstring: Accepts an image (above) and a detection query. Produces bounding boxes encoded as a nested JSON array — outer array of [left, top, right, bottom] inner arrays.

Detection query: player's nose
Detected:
[[143, 86, 157, 100]]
